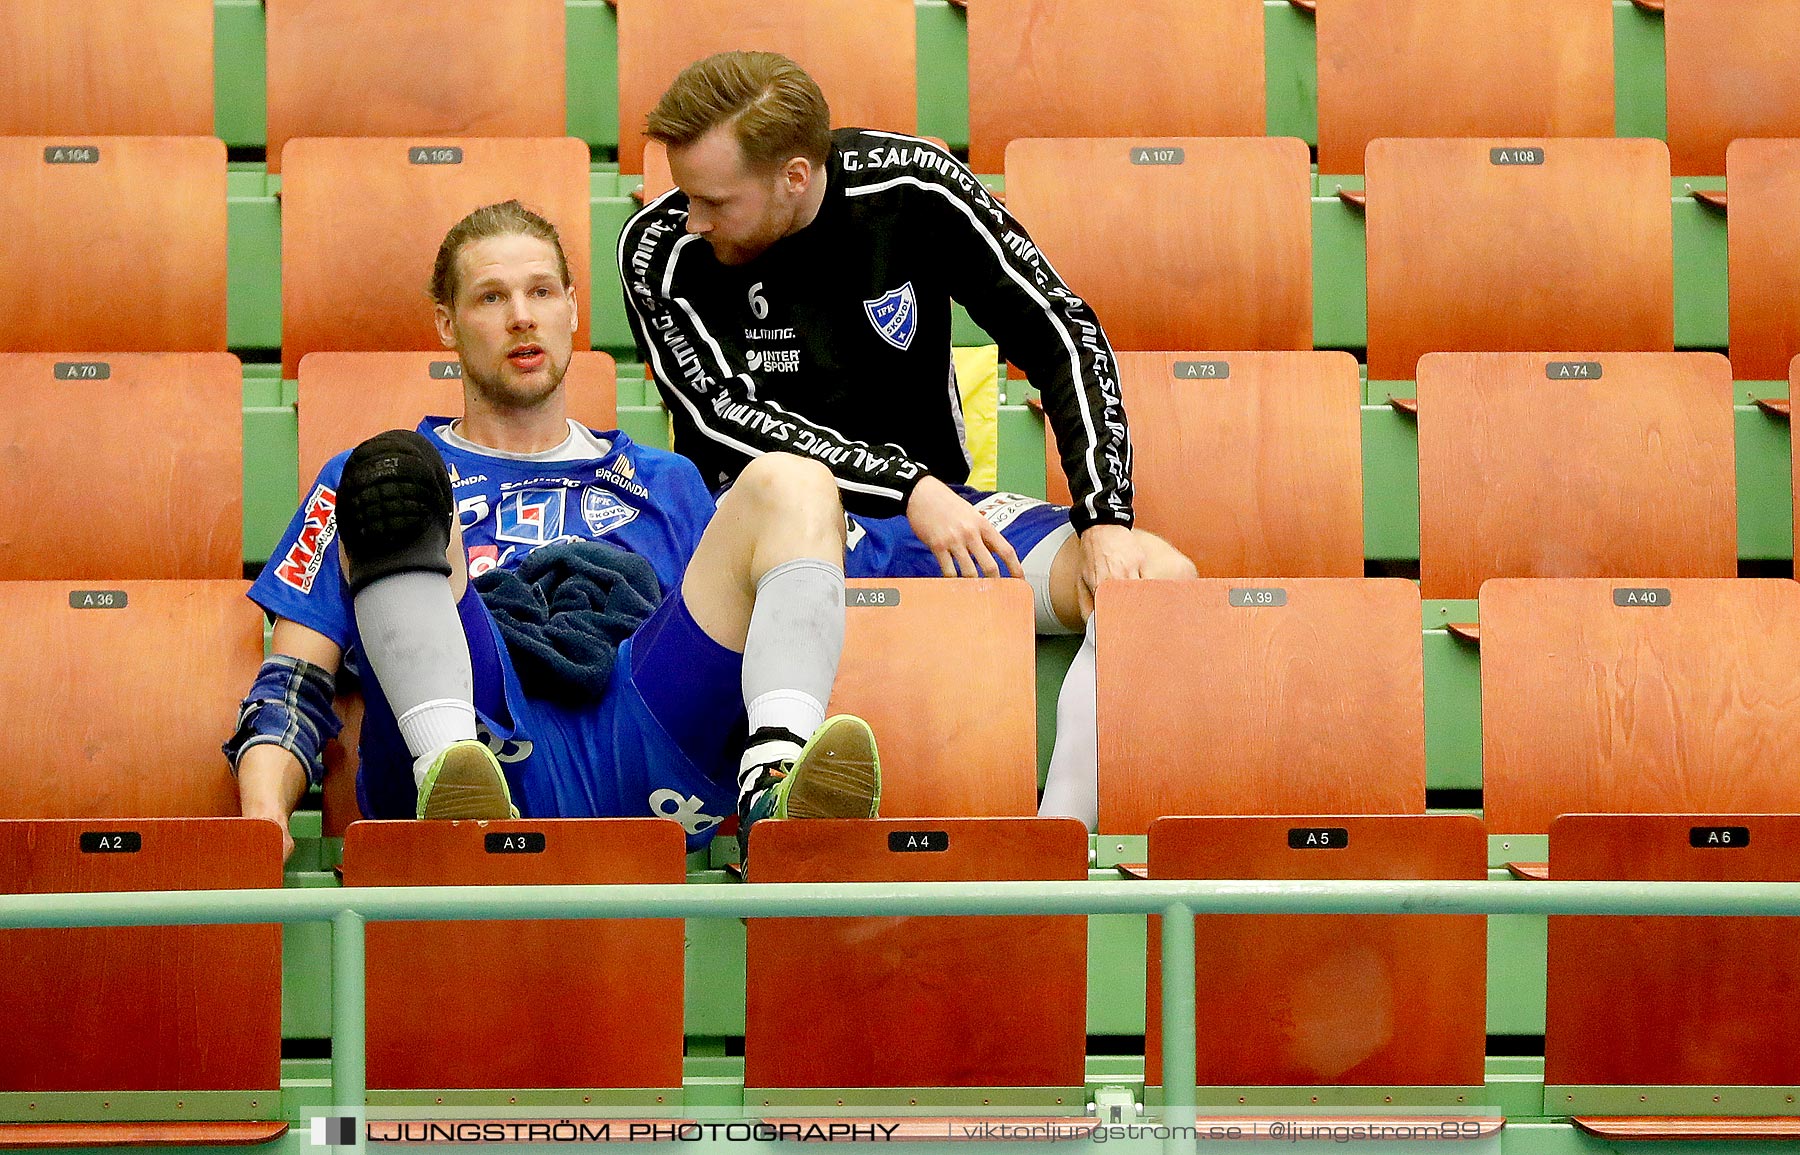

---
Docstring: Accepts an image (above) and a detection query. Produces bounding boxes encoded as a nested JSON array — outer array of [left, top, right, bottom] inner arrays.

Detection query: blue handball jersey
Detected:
[[249, 420, 730, 841], [251, 419, 713, 651]]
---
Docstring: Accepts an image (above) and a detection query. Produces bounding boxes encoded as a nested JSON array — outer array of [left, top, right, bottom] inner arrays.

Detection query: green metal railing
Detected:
[[7, 877, 1800, 1149]]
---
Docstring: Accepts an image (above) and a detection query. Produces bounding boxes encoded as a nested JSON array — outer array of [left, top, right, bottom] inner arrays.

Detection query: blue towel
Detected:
[[472, 540, 663, 704]]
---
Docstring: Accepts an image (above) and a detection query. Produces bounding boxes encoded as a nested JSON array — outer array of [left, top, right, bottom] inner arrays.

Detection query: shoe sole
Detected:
[[781, 716, 881, 820], [418, 742, 516, 820]]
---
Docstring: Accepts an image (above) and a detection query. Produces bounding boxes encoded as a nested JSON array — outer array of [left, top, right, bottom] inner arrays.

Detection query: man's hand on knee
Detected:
[[905, 476, 1021, 579], [1075, 523, 1149, 617]]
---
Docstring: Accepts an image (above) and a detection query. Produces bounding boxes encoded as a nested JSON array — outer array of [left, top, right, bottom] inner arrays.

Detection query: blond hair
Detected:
[[646, 51, 830, 170], [430, 200, 571, 306]]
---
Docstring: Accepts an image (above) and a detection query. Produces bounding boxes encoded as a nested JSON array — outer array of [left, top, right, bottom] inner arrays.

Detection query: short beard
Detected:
[[462, 352, 568, 412]]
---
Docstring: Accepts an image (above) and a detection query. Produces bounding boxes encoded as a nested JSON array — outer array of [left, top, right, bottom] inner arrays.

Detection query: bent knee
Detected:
[[1133, 530, 1198, 580], [726, 453, 843, 530]]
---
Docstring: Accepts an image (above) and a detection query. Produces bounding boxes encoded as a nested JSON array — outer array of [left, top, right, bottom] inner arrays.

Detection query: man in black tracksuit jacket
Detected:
[[619, 51, 1195, 829]]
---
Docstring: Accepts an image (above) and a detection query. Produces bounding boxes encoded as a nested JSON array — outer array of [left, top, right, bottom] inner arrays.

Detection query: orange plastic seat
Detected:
[[0, 581, 263, 819], [1547, 813, 1800, 1139], [1725, 139, 1800, 381], [615, 0, 915, 176], [965, 0, 1263, 174], [1096, 579, 1425, 835], [829, 579, 1037, 818], [1048, 351, 1363, 576], [296, 351, 619, 488], [0, 136, 226, 352], [1315, 0, 1613, 175], [1480, 579, 1800, 837], [1416, 352, 1736, 599], [1005, 137, 1313, 353], [342, 819, 687, 1093], [265, 0, 566, 174], [1148, 814, 1487, 1091], [744, 817, 1088, 1100], [0, 353, 243, 581], [1664, 0, 1800, 177], [0, 818, 284, 1145], [0, 1, 212, 135], [279, 137, 591, 377], [1363, 138, 1672, 381]]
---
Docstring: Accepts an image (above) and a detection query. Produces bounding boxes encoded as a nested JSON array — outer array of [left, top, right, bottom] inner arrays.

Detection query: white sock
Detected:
[[399, 698, 478, 787], [737, 557, 843, 799], [1038, 615, 1099, 831]]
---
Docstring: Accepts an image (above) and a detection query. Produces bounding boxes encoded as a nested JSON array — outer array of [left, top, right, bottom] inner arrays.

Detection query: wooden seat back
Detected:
[[744, 817, 1089, 1092], [1416, 351, 1736, 599], [297, 351, 619, 488], [1096, 580, 1426, 835], [1005, 137, 1313, 353], [1048, 351, 1363, 577], [0, 136, 226, 352], [1147, 814, 1487, 1088], [966, 0, 1263, 173], [0, 1, 212, 135], [1315, 0, 1613, 175], [341, 818, 688, 1091], [0, 354, 242, 580], [265, 0, 566, 174], [0, 581, 262, 819], [1364, 137, 1672, 381], [1726, 139, 1800, 381], [1481, 579, 1800, 836], [280, 137, 591, 377], [615, 0, 915, 175], [1665, 0, 1800, 176]]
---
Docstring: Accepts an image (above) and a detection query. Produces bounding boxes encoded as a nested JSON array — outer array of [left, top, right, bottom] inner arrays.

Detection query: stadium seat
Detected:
[[1314, 0, 1614, 176], [1147, 815, 1489, 1100], [0, 581, 262, 819], [0, 0, 212, 136], [743, 816, 1088, 1125], [964, 0, 1264, 174], [1725, 139, 1800, 381], [341, 819, 687, 1097], [1004, 137, 1313, 353], [1480, 579, 1800, 838], [0, 818, 284, 1146], [1362, 138, 1673, 382], [264, 0, 566, 175], [640, 141, 675, 202], [1664, 0, 1800, 177], [1095, 580, 1425, 836], [1047, 351, 1363, 577], [1416, 352, 1737, 600], [0, 136, 226, 353], [0, 353, 243, 581], [279, 137, 591, 378], [828, 579, 1037, 817], [615, 0, 916, 176], [296, 351, 620, 488], [1546, 813, 1800, 1140]]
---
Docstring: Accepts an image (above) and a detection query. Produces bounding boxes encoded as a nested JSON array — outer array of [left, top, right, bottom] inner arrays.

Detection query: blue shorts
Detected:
[[355, 585, 745, 849], [844, 487, 1072, 578]]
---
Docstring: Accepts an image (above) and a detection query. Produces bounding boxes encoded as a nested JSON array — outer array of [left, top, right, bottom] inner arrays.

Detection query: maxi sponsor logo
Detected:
[[276, 485, 338, 593]]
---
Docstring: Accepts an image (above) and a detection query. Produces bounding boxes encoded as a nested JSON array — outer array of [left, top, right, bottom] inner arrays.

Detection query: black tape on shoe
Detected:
[[338, 429, 455, 594]]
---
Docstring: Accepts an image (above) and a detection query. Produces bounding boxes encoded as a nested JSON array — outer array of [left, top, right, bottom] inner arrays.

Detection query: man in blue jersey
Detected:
[[228, 201, 879, 862]]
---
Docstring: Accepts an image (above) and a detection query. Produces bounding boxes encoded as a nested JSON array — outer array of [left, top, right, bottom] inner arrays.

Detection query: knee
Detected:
[[1133, 530, 1198, 580], [727, 453, 843, 525]]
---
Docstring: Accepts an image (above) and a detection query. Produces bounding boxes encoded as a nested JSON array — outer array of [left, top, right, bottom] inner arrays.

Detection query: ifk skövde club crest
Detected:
[[581, 487, 640, 536], [863, 282, 918, 351]]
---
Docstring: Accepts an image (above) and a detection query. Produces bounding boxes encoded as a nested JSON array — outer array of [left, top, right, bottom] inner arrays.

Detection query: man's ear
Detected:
[[434, 303, 456, 348], [565, 284, 579, 333], [782, 155, 813, 195]]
